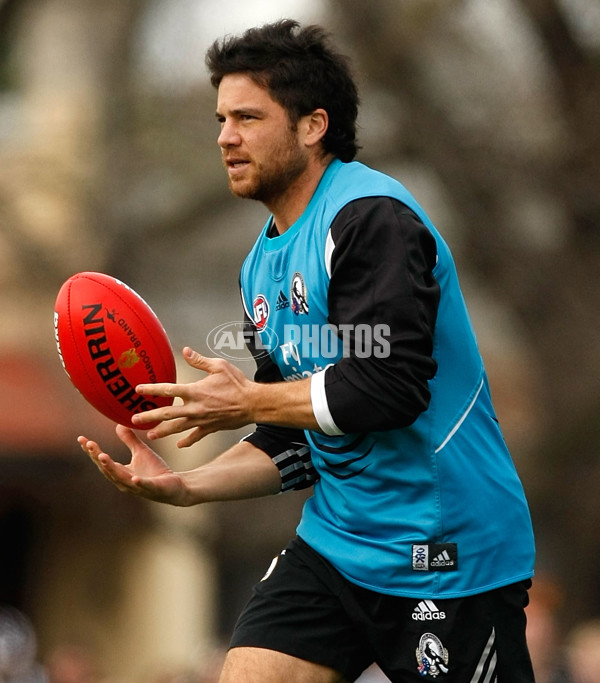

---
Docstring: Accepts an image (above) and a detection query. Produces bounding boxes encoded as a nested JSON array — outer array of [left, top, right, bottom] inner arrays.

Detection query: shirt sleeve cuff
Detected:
[[310, 370, 344, 436]]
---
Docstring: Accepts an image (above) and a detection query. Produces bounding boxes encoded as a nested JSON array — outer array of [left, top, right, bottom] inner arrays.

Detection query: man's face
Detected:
[[216, 74, 309, 205]]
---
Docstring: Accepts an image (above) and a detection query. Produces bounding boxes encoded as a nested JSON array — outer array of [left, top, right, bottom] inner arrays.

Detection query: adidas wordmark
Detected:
[[412, 600, 447, 621]]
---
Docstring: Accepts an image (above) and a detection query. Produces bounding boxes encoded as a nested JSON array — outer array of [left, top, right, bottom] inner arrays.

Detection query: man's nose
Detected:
[[218, 120, 241, 148]]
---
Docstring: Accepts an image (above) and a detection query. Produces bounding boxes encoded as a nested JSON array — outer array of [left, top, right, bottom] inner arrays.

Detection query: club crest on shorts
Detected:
[[416, 633, 449, 678], [290, 272, 309, 315]]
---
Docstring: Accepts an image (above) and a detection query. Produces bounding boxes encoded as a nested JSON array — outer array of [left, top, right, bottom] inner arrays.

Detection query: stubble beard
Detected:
[[228, 129, 309, 205]]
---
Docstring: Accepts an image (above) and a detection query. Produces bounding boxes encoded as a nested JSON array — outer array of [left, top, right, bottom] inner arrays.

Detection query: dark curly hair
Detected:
[[205, 19, 360, 162]]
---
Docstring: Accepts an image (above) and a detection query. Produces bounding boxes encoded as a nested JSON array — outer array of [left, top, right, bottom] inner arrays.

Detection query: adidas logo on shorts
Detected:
[[412, 600, 446, 621]]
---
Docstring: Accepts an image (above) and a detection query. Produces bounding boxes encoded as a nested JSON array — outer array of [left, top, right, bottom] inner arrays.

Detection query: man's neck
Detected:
[[269, 154, 334, 234]]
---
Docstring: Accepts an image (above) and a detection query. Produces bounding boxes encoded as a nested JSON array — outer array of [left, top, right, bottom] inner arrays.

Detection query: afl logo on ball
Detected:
[[253, 294, 270, 331]]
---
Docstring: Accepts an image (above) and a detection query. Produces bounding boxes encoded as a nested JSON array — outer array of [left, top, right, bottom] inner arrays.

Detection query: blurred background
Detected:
[[1, 0, 599, 680]]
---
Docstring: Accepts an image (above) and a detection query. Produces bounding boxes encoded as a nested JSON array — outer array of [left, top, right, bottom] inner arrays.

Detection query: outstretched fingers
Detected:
[[77, 434, 138, 493], [129, 346, 253, 442], [134, 349, 228, 400], [77, 435, 107, 467]]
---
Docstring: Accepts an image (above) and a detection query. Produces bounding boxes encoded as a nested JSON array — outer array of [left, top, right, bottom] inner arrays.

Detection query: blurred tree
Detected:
[[0, 0, 152, 346], [330, 0, 600, 622]]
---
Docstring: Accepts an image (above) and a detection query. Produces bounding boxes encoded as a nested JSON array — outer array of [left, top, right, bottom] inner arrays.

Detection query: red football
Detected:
[[54, 272, 176, 429]]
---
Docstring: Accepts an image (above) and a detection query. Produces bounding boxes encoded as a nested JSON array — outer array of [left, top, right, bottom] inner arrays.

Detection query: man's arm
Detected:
[[78, 425, 281, 506]]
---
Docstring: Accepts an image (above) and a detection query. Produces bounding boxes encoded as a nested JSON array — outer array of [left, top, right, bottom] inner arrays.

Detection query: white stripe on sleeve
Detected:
[[325, 229, 335, 278], [310, 370, 344, 436]]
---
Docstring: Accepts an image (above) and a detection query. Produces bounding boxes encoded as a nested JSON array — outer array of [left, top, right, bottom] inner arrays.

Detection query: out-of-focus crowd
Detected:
[[0, 605, 224, 683], [526, 575, 600, 683], [1, 579, 599, 683]]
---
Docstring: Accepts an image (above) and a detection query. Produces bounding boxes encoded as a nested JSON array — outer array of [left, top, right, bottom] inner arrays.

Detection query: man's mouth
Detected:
[[225, 158, 250, 172]]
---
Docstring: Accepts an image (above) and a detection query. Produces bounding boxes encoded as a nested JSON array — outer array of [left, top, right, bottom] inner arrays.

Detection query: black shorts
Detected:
[[229, 537, 534, 682]]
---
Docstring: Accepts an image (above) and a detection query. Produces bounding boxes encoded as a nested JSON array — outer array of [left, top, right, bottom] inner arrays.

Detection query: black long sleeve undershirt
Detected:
[[323, 197, 439, 433], [242, 196, 440, 488]]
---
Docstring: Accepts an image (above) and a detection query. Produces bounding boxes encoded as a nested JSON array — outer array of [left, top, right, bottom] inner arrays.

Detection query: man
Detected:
[[79, 20, 536, 682]]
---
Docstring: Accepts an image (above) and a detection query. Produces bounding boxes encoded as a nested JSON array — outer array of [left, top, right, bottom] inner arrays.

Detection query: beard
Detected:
[[227, 127, 309, 204], [243, 152, 308, 204]]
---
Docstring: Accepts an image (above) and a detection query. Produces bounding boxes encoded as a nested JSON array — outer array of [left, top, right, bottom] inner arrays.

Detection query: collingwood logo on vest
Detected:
[[412, 543, 458, 572], [291, 272, 309, 315]]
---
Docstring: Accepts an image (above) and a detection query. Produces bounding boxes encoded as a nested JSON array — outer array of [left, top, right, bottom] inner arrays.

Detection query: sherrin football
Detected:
[[54, 272, 176, 429]]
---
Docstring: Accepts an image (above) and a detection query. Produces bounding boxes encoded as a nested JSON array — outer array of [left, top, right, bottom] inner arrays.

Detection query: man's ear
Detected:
[[302, 108, 329, 148]]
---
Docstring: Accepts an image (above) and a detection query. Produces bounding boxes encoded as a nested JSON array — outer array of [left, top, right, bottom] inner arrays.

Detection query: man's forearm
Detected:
[[179, 439, 282, 505], [247, 377, 320, 431]]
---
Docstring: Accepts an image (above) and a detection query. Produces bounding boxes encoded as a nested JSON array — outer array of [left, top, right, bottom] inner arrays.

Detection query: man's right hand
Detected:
[[78, 425, 190, 506]]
